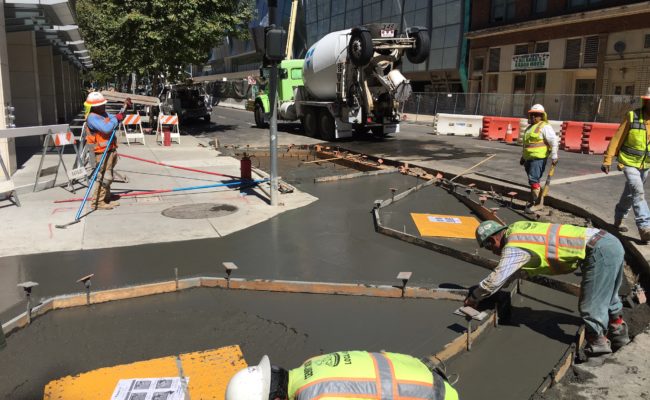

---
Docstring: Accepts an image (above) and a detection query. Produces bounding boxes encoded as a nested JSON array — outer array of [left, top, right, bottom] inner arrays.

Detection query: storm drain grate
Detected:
[[162, 203, 238, 219]]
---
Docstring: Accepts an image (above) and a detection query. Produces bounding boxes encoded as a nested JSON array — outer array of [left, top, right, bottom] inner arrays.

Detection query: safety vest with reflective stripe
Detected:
[[85, 113, 118, 154], [287, 351, 458, 400], [504, 221, 587, 275], [523, 121, 550, 160], [618, 109, 649, 169]]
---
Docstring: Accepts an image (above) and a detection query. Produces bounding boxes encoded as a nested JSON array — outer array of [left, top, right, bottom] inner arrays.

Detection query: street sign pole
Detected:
[[269, 0, 279, 206]]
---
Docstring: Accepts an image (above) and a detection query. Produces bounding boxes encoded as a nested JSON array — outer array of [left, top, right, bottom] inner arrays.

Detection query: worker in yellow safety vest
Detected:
[[226, 350, 459, 400], [466, 220, 630, 358], [601, 87, 650, 242], [520, 104, 559, 213]]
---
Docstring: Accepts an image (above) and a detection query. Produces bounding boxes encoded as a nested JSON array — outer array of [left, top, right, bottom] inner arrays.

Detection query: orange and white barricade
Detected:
[[156, 114, 181, 144], [120, 114, 146, 146], [34, 131, 87, 192]]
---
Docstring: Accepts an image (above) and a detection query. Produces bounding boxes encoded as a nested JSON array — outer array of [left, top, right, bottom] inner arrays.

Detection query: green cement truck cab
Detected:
[[254, 59, 305, 128]]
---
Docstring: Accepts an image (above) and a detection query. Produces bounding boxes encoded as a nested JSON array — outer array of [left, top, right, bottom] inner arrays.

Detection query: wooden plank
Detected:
[[314, 168, 398, 183], [430, 312, 495, 362], [100, 91, 161, 106]]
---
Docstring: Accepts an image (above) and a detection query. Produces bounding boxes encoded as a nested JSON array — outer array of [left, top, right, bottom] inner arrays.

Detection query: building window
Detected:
[[565, 38, 581, 68], [488, 48, 501, 72], [533, 0, 547, 13], [514, 44, 528, 55], [644, 34, 650, 49], [583, 36, 599, 66], [473, 57, 484, 72], [534, 73, 546, 92], [488, 74, 499, 92], [535, 42, 549, 53], [491, 0, 515, 23]]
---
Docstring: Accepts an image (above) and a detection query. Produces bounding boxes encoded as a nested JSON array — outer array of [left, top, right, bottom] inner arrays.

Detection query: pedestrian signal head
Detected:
[[226, 355, 272, 400], [475, 220, 507, 248], [85, 92, 107, 107]]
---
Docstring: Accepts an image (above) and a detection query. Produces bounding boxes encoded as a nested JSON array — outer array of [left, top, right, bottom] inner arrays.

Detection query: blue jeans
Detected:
[[579, 233, 624, 337], [524, 158, 547, 186], [614, 166, 650, 229]]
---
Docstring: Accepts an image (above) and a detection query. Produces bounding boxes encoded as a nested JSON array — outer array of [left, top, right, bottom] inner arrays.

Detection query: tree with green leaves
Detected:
[[76, 0, 254, 89]]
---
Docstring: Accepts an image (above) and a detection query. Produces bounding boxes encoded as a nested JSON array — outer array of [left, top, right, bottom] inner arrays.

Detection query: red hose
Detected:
[[118, 153, 240, 179]]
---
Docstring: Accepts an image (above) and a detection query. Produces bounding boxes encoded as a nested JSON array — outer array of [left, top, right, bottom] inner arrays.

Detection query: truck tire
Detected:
[[371, 126, 388, 138], [406, 28, 430, 64], [319, 110, 336, 141], [254, 102, 268, 128], [303, 108, 319, 138], [348, 29, 373, 67]]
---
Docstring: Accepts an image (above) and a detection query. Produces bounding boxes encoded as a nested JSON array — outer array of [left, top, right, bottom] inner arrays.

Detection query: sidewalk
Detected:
[[0, 133, 316, 257]]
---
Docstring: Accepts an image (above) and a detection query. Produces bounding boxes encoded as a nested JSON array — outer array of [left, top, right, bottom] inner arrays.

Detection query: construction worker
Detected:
[[601, 87, 650, 241], [85, 92, 130, 210], [520, 104, 559, 213], [226, 350, 459, 400], [466, 220, 630, 357]]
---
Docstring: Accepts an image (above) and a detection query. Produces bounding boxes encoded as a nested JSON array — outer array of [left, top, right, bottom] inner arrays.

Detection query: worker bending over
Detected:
[[226, 350, 459, 400], [84, 92, 131, 210], [520, 104, 558, 213], [465, 220, 630, 357], [602, 87, 650, 241]]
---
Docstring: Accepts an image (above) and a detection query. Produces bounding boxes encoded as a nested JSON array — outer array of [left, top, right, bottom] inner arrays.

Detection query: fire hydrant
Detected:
[[240, 154, 252, 180]]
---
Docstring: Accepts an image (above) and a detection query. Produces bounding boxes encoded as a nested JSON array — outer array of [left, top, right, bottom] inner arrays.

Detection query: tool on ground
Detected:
[[449, 154, 496, 182], [53, 179, 266, 203], [530, 161, 557, 212], [397, 271, 412, 297], [118, 153, 240, 179], [55, 126, 119, 229], [223, 262, 238, 288], [77, 274, 94, 306], [17, 281, 38, 324]]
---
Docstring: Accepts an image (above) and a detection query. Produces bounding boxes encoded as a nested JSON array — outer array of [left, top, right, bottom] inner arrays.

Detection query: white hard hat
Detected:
[[528, 104, 545, 114], [85, 92, 107, 107], [225, 355, 272, 400]]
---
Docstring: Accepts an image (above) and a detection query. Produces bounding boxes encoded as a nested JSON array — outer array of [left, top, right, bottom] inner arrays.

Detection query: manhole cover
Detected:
[[162, 203, 238, 219]]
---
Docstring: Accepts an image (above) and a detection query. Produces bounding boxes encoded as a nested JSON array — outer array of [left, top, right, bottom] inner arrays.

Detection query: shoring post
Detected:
[[175, 268, 179, 291], [76, 274, 94, 306], [17, 282, 38, 324], [397, 272, 412, 298], [466, 318, 472, 351], [390, 187, 397, 203], [415, 94, 421, 123], [223, 262, 238, 288]]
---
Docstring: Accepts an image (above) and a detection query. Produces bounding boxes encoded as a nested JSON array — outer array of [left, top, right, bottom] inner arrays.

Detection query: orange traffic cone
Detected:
[[504, 123, 513, 143]]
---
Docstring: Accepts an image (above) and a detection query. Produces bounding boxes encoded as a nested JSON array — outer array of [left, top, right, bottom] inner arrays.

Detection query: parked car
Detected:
[[159, 84, 212, 122]]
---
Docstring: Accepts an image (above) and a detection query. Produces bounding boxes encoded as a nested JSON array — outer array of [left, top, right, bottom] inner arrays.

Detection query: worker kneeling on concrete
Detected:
[[226, 350, 459, 400], [466, 220, 630, 357], [520, 104, 558, 214]]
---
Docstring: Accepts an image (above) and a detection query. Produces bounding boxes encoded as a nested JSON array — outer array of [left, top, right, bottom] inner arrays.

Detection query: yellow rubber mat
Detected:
[[43, 345, 246, 399], [411, 213, 480, 239]]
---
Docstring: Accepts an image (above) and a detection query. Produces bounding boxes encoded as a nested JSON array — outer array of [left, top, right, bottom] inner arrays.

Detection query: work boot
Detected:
[[91, 202, 114, 211], [608, 318, 631, 351], [584, 335, 612, 357], [638, 227, 650, 242], [525, 188, 541, 214], [613, 218, 628, 233]]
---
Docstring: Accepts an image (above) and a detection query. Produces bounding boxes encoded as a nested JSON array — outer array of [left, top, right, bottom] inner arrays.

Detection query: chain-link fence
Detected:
[[402, 92, 643, 123]]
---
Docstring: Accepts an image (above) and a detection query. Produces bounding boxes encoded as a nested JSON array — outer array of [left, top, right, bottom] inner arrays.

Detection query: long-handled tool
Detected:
[[55, 126, 118, 229], [530, 161, 556, 212], [449, 154, 496, 182]]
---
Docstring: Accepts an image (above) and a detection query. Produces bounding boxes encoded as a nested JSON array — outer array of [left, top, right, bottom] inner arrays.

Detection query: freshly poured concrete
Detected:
[[0, 285, 579, 400]]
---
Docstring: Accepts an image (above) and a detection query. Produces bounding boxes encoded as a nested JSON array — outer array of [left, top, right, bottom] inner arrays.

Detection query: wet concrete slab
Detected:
[[0, 284, 579, 400]]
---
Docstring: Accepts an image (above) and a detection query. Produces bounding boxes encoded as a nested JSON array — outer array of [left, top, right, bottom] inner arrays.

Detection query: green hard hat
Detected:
[[475, 220, 507, 247]]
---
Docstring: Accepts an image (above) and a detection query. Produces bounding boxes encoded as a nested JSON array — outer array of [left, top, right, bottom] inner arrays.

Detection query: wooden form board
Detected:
[[100, 91, 161, 106], [43, 345, 246, 399], [411, 213, 480, 239]]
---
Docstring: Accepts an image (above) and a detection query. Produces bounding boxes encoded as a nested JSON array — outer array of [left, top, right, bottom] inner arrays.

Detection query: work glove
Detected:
[[601, 164, 610, 174], [519, 157, 525, 166], [551, 158, 559, 166], [115, 113, 124, 122], [464, 286, 479, 308]]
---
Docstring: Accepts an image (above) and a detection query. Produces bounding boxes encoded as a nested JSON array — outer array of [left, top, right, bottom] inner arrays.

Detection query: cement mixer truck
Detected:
[[253, 23, 429, 140]]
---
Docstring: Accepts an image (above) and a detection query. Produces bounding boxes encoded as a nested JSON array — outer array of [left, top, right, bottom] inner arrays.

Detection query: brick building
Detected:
[[467, 0, 650, 121]]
